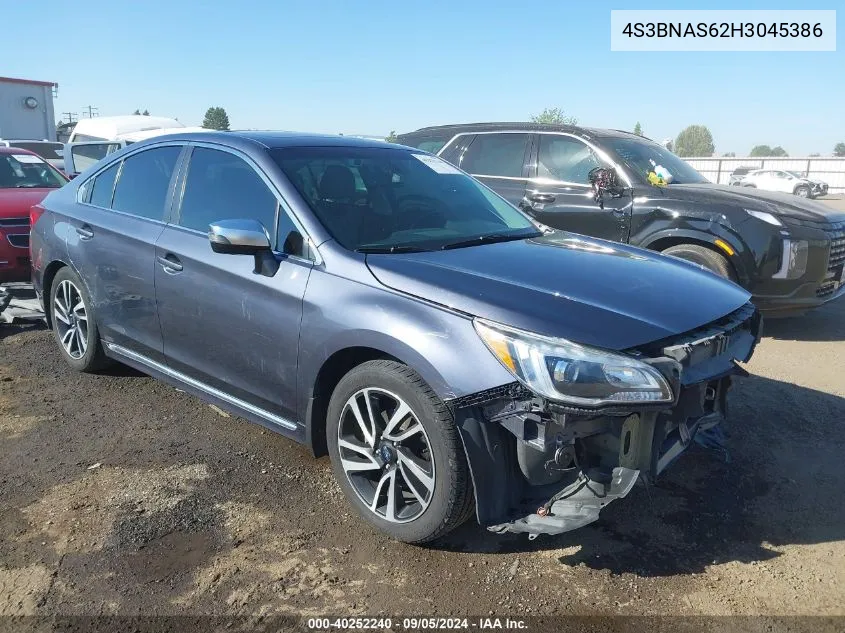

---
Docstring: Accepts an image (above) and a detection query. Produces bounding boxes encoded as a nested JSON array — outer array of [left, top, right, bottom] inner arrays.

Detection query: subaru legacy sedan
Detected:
[[31, 132, 760, 542]]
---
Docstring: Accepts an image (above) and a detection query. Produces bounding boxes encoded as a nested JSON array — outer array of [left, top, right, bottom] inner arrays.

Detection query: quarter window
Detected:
[[537, 135, 603, 184], [111, 146, 181, 221], [88, 163, 120, 207], [179, 147, 279, 244], [459, 133, 529, 178]]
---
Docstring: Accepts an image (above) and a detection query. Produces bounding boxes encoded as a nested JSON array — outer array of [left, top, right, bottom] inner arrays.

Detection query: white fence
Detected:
[[684, 157, 845, 194]]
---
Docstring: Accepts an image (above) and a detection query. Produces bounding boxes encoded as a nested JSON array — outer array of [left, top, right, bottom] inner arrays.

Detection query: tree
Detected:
[[674, 125, 715, 157], [530, 107, 577, 125], [142, 109, 149, 116], [385, 130, 398, 143], [834, 142, 845, 157], [750, 145, 788, 157], [202, 106, 231, 131], [723, 152, 736, 157], [132, 109, 140, 115], [809, 153, 821, 157], [633, 122, 642, 136]]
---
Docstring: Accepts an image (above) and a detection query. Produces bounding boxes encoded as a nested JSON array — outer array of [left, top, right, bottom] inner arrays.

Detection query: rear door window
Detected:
[[458, 133, 529, 178], [111, 146, 181, 221], [88, 163, 120, 207]]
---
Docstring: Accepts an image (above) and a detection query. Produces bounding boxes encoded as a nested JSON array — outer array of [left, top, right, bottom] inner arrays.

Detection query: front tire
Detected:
[[49, 267, 111, 372], [662, 244, 736, 282], [326, 360, 474, 543], [794, 185, 810, 198]]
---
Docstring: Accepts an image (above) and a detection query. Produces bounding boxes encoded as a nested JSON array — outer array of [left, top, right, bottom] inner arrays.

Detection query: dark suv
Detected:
[[32, 131, 760, 542], [398, 123, 845, 315]]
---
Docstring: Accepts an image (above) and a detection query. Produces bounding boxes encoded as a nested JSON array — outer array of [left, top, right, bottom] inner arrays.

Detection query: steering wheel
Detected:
[[396, 194, 446, 229]]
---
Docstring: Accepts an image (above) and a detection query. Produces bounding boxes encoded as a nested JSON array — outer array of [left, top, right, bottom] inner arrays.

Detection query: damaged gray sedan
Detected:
[[31, 132, 761, 543]]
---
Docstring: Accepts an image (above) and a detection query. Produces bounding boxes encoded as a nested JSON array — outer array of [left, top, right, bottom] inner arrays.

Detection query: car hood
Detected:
[[365, 232, 751, 350], [665, 183, 842, 223], [0, 188, 56, 218]]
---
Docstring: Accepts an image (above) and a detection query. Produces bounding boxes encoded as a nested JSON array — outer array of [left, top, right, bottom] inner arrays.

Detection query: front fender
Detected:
[[296, 268, 516, 439]]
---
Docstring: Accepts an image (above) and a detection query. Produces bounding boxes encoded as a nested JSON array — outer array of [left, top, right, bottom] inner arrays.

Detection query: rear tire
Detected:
[[49, 267, 112, 373], [662, 244, 736, 282], [326, 360, 474, 543]]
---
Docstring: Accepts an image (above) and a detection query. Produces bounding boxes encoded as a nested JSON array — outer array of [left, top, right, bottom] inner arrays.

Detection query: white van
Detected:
[[64, 115, 205, 175]]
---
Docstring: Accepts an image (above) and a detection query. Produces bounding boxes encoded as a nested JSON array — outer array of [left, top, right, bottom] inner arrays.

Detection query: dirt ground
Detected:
[[2, 227, 845, 625]]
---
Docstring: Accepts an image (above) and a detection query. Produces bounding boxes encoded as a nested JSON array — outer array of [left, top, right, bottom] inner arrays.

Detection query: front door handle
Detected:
[[528, 193, 556, 204], [157, 254, 183, 273], [76, 225, 94, 240]]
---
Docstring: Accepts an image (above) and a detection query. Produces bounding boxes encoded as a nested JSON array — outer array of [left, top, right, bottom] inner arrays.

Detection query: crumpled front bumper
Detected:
[[453, 303, 762, 539]]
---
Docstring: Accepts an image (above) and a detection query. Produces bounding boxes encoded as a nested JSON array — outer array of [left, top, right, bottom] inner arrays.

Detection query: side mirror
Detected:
[[588, 167, 625, 209], [208, 219, 278, 277]]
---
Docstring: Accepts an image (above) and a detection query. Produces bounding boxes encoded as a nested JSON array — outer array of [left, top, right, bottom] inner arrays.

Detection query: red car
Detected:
[[0, 147, 67, 283]]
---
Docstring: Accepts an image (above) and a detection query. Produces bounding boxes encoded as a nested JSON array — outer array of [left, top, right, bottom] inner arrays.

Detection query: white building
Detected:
[[0, 76, 58, 141]]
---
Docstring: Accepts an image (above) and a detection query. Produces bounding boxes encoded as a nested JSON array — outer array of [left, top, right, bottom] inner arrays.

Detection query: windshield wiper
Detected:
[[440, 231, 538, 250], [356, 244, 432, 254]]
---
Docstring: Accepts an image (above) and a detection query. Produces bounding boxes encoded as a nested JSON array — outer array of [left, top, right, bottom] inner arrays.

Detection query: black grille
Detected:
[[826, 222, 845, 269], [7, 233, 29, 248], [0, 217, 29, 228], [819, 221, 845, 298]]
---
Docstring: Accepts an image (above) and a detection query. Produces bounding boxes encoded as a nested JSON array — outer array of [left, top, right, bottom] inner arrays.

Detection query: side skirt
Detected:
[[104, 342, 306, 444]]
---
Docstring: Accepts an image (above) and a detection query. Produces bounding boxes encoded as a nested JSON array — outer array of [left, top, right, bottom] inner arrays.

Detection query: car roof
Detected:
[[131, 130, 406, 150], [396, 122, 645, 141]]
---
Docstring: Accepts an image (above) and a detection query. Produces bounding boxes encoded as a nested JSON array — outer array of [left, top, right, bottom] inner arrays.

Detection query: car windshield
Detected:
[[603, 136, 708, 185], [272, 146, 540, 252], [786, 171, 804, 178], [0, 153, 66, 189]]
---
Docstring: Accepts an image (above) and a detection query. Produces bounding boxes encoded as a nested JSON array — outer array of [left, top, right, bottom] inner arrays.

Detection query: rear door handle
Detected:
[[157, 254, 183, 273], [528, 193, 556, 204], [76, 225, 94, 240]]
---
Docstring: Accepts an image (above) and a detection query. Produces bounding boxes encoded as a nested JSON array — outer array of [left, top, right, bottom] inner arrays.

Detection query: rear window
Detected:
[[8, 142, 64, 160]]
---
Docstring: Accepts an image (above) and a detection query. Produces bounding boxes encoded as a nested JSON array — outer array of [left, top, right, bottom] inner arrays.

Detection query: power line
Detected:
[[82, 105, 98, 118]]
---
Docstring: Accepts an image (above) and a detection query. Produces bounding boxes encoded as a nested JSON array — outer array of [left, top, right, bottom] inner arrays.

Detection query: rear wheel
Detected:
[[49, 267, 111, 372], [662, 244, 736, 282], [326, 360, 474, 543]]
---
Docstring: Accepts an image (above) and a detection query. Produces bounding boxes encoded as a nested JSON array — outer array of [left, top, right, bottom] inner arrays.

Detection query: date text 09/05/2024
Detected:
[[622, 22, 823, 38], [306, 617, 528, 630]]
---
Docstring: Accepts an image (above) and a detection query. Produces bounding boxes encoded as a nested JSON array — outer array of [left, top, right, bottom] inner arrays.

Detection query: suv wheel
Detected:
[[326, 360, 474, 543], [794, 184, 810, 198], [49, 267, 111, 372], [662, 244, 736, 282]]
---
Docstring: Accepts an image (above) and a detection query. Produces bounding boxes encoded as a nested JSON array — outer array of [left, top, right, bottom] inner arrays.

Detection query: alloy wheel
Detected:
[[53, 280, 88, 359], [337, 388, 435, 523]]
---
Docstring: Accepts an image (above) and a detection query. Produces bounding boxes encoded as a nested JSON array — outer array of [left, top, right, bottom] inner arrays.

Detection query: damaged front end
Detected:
[[451, 303, 761, 538]]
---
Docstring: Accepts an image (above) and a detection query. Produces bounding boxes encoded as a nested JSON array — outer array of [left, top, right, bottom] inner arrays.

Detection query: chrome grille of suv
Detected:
[[819, 221, 845, 298]]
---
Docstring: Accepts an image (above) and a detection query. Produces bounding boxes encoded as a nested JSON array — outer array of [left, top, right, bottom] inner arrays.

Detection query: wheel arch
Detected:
[[641, 230, 748, 285], [306, 346, 423, 457], [41, 260, 69, 329]]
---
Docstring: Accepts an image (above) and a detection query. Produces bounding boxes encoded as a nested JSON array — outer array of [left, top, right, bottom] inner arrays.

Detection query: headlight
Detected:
[[474, 319, 674, 407], [773, 239, 808, 279], [746, 209, 782, 226]]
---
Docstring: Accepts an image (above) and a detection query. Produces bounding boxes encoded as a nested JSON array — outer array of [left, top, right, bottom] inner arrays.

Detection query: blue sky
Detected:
[[4, 0, 843, 154]]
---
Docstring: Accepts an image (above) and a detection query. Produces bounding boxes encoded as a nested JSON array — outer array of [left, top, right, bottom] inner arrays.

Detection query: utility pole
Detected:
[[61, 112, 78, 124], [82, 105, 98, 118]]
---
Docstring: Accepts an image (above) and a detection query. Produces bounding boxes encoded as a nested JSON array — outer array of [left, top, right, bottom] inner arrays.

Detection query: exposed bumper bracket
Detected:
[[487, 467, 640, 538]]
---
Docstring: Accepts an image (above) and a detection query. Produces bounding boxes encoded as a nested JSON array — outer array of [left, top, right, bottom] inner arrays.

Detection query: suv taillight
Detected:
[[30, 204, 45, 228]]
